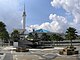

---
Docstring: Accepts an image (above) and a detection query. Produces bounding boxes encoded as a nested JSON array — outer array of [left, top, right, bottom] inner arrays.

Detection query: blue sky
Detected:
[[24, 0, 71, 26], [0, 0, 80, 33], [24, 0, 74, 27], [25, 0, 80, 33], [25, 0, 53, 26]]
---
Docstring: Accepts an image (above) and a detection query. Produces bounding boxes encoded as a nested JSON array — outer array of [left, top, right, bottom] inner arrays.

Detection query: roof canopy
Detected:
[[35, 29, 50, 33]]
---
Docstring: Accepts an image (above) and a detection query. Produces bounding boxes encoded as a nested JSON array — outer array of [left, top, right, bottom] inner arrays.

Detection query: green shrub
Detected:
[[70, 46, 76, 49], [70, 45, 74, 48], [59, 50, 63, 55], [74, 47, 76, 49], [75, 51, 79, 54], [67, 51, 73, 55], [63, 49, 65, 51], [67, 49, 72, 51], [71, 48, 74, 51], [16, 47, 21, 52]]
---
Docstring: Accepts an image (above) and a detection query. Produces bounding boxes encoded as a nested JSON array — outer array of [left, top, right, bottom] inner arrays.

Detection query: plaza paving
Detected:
[[0, 46, 80, 60]]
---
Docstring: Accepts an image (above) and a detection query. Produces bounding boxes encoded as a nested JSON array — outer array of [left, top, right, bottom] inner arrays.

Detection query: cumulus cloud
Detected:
[[51, 0, 80, 23], [50, 0, 80, 33], [28, 0, 80, 34], [49, 14, 69, 33], [26, 24, 39, 32], [0, 0, 23, 32], [27, 14, 69, 33]]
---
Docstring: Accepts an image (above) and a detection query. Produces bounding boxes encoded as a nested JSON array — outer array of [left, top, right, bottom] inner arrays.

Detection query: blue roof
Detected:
[[35, 29, 50, 33]]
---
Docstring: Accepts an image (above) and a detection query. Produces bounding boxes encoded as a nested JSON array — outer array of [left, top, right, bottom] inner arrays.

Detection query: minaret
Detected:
[[22, 3, 26, 32]]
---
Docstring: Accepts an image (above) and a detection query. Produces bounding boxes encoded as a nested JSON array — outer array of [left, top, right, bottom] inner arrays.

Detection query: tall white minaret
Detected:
[[22, 3, 26, 32]]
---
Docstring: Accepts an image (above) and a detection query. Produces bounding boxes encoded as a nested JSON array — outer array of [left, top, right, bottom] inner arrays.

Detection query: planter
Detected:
[[59, 46, 79, 55], [16, 47, 29, 52]]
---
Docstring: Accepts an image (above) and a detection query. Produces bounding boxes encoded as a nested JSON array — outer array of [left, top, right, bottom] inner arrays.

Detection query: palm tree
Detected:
[[65, 27, 77, 46]]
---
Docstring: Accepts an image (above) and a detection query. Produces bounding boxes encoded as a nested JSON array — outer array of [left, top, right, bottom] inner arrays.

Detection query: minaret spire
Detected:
[[22, 2, 26, 33], [24, 3, 25, 12], [23, 2, 26, 17], [23, 2, 26, 16]]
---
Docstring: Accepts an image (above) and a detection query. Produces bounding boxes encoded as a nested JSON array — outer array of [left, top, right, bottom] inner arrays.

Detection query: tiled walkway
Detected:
[[1, 46, 80, 60], [3, 53, 13, 60]]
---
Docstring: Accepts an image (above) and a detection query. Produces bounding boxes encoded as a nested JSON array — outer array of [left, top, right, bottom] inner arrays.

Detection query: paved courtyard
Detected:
[[0, 46, 80, 60]]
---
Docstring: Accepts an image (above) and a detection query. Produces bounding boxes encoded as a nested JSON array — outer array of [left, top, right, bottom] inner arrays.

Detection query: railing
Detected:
[[53, 40, 80, 46], [38, 40, 80, 47]]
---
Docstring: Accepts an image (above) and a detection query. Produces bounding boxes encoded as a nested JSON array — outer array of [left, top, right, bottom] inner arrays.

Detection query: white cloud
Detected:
[[26, 24, 40, 32], [50, 0, 80, 34], [49, 14, 69, 33], [51, 0, 80, 24], [27, 14, 69, 33], [1, 0, 78, 34], [28, 0, 80, 34]]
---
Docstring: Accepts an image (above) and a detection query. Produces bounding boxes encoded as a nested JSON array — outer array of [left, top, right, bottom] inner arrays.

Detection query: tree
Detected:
[[50, 34, 63, 45], [28, 32, 38, 40], [50, 34, 58, 41], [0, 21, 9, 46], [34, 33, 38, 39], [11, 30, 20, 42], [27, 32, 39, 48], [28, 31, 39, 39], [2, 31, 9, 42], [65, 27, 77, 46], [27, 33, 34, 39], [41, 33, 51, 41]]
